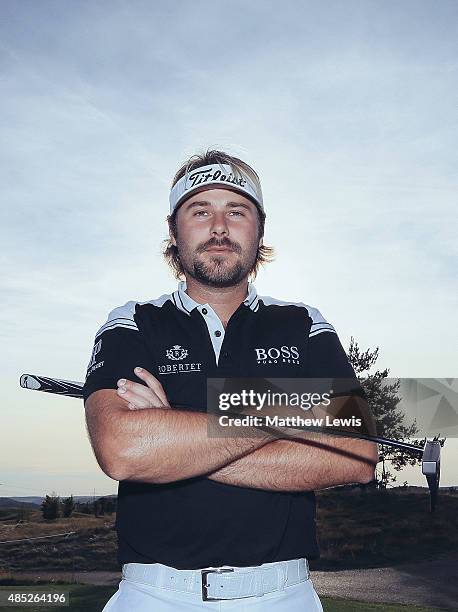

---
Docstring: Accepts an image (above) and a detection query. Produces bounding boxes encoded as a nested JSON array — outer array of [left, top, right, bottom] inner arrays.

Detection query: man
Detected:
[[83, 150, 378, 611]]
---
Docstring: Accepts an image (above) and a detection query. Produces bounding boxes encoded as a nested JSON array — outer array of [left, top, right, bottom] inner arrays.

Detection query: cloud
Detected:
[[1, 0, 456, 490]]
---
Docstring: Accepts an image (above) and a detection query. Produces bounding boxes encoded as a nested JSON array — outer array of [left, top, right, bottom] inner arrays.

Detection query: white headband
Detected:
[[169, 163, 264, 214]]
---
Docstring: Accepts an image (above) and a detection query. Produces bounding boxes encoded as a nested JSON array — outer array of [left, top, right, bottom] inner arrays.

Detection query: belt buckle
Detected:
[[201, 568, 235, 601]]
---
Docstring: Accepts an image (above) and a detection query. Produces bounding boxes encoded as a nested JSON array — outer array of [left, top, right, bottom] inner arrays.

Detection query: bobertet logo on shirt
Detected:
[[157, 362, 203, 375], [158, 345, 202, 375], [166, 345, 188, 361]]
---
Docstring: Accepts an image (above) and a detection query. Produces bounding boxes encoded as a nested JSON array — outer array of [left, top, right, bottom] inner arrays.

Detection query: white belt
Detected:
[[122, 558, 310, 601]]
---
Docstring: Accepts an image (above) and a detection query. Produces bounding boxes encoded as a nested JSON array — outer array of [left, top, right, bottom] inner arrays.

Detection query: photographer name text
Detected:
[[219, 415, 362, 428]]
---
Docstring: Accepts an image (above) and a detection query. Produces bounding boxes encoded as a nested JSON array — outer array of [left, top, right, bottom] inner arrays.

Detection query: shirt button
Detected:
[[214, 330, 222, 337], [202, 308, 208, 315]]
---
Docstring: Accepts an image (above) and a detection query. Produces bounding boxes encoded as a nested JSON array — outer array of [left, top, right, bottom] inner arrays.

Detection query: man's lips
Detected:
[[204, 246, 234, 252]]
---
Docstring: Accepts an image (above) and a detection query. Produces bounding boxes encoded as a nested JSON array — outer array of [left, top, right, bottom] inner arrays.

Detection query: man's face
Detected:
[[170, 188, 262, 287]]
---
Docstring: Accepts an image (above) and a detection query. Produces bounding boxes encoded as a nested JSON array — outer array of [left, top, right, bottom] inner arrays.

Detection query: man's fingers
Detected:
[[133, 367, 170, 407], [117, 388, 165, 409], [118, 390, 155, 409], [117, 378, 159, 402], [117, 380, 166, 409], [115, 368, 171, 410]]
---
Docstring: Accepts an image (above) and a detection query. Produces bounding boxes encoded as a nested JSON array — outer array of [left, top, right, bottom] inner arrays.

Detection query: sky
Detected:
[[0, 0, 457, 498]]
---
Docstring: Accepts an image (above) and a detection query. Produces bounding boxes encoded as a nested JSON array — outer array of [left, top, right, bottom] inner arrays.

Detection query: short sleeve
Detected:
[[304, 306, 376, 436], [305, 306, 364, 398], [82, 301, 154, 403]]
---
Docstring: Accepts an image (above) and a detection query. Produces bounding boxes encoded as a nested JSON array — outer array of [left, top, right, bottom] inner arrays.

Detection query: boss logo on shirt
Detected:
[[254, 345, 300, 365]]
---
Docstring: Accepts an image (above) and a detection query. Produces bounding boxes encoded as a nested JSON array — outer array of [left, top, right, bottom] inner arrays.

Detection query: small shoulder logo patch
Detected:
[[166, 345, 189, 361], [88, 339, 102, 369]]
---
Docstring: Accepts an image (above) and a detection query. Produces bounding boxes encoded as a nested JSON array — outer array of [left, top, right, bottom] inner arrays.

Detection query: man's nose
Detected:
[[209, 212, 229, 236]]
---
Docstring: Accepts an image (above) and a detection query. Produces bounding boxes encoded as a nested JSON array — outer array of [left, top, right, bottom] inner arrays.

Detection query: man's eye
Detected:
[[194, 210, 208, 216], [229, 211, 244, 216]]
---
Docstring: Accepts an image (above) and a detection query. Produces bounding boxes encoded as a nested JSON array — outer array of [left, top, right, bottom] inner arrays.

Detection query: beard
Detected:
[[193, 256, 245, 287], [177, 237, 258, 288]]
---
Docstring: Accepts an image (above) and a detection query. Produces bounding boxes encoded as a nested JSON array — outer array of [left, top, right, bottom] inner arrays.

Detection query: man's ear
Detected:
[[167, 215, 177, 246], [258, 235, 264, 248]]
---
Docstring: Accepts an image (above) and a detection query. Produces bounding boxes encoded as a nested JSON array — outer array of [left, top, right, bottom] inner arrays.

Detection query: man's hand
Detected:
[[117, 367, 170, 409], [112, 367, 377, 490]]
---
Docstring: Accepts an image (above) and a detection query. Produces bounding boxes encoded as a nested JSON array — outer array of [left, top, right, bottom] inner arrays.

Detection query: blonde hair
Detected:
[[164, 149, 274, 280]]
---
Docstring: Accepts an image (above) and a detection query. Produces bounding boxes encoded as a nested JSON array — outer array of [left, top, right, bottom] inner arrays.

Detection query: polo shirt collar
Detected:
[[172, 280, 259, 315]]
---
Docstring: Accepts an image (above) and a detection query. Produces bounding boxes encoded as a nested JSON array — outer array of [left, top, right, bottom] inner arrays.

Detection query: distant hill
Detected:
[[0, 498, 40, 509], [2, 488, 455, 509], [0, 495, 117, 508]]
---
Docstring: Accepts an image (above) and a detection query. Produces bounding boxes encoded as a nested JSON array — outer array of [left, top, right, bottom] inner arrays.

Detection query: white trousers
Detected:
[[102, 562, 323, 611]]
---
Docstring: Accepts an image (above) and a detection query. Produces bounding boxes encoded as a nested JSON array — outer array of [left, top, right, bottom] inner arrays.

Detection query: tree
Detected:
[[95, 497, 104, 516], [348, 337, 423, 489], [104, 496, 117, 514], [78, 501, 92, 514], [62, 495, 75, 517], [18, 503, 32, 522], [41, 493, 60, 520]]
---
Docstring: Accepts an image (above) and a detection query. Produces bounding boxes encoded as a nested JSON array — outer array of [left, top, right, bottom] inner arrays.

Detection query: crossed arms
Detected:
[[85, 368, 379, 492]]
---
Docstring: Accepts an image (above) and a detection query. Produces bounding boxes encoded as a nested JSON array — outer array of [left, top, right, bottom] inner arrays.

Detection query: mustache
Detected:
[[197, 238, 242, 254]]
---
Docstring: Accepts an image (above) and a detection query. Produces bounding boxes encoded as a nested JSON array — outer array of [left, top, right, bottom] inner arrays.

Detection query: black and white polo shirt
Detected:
[[83, 281, 359, 570]]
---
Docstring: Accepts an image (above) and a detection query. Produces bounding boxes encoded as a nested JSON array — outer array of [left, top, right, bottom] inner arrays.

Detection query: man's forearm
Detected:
[[208, 435, 378, 491], [106, 401, 274, 483], [89, 388, 377, 488]]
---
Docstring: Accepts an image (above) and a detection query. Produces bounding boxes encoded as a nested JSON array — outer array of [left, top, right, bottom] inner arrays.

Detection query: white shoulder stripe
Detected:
[[306, 305, 336, 335], [95, 301, 138, 338], [142, 293, 173, 308], [96, 320, 138, 337], [310, 323, 336, 333], [94, 295, 174, 338], [310, 327, 336, 337], [258, 296, 337, 336], [258, 295, 308, 308], [311, 322, 335, 329]]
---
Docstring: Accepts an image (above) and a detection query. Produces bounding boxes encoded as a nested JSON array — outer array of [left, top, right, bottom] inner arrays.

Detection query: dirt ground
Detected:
[[311, 551, 458, 610], [6, 552, 458, 611]]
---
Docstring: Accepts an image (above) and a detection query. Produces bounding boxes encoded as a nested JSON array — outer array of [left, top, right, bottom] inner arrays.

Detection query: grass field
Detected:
[[1, 489, 458, 573], [0, 489, 457, 610], [0, 584, 449, 612], [312, 487, 458, 570]]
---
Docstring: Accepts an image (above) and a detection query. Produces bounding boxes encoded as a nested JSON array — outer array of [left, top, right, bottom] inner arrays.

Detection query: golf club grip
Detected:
[[20, 374, 84, 398]]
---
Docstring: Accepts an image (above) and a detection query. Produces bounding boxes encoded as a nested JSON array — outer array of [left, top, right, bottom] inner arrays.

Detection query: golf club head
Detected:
[[422, 438, 443, 512]]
